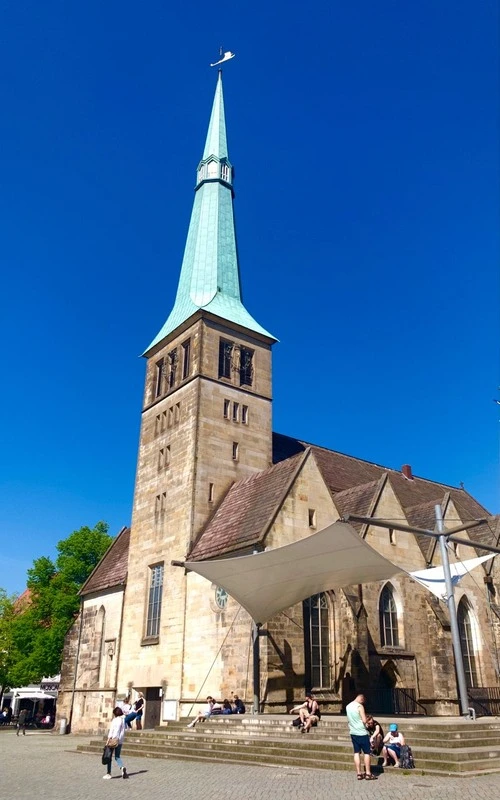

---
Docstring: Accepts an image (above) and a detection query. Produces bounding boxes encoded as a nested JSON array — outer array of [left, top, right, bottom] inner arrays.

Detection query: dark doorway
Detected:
[[144, 687, 162, 729]]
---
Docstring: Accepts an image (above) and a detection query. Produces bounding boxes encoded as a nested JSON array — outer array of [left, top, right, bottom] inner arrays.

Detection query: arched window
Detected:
[[457, 597, 478, 687], [303, 593, 331, 688], [379, 584, 399, 647]]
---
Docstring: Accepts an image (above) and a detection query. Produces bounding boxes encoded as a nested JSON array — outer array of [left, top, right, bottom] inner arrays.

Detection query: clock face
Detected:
[[215, 586, 228, 609]]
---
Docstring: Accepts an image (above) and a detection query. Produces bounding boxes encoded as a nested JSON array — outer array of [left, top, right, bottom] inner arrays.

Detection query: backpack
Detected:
[[399, 744, 415, 769]]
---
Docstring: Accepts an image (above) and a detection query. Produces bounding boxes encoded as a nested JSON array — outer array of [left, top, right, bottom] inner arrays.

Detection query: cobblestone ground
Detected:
[[2, 731, 499, 800]]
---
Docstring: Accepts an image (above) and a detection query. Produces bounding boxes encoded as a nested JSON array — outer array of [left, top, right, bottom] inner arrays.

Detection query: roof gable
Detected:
[[80, 527, 130, 596], [188, 452, 308, 560]]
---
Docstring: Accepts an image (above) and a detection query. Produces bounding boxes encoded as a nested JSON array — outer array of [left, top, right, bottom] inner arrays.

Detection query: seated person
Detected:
[[186, 696, 214, 728], [232, 695, 246, 714], [365, 715, 383, 754], [289, 693, 320, 732], [382, 723, 405, 766], [222, 699, 233, 714]]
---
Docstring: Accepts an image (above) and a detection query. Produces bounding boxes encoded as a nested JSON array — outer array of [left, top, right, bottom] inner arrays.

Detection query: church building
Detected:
[[57, 71, 500, 733]]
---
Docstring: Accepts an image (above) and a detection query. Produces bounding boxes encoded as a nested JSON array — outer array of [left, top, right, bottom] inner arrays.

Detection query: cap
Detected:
[[389, 723, 398, 732]]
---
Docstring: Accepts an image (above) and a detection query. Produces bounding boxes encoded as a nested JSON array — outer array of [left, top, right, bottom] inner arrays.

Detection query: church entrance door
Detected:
[[144, 687, 162, 729]]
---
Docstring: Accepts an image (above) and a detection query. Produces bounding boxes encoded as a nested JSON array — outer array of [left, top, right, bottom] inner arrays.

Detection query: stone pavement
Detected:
[[2, 730, 498, 799]]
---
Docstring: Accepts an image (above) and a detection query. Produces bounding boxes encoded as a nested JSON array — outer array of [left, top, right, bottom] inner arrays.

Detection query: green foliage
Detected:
[[1, 521, 113, 686], [0, 589, 16, 689]]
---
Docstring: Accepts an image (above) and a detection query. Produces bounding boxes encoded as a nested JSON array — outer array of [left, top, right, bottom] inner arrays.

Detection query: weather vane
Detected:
[[210, 46, 235, 68]]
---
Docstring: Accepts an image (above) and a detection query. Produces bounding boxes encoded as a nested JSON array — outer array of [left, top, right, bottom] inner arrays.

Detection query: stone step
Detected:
[[77, 740, 500, 777], [164, 723, 500, 748]]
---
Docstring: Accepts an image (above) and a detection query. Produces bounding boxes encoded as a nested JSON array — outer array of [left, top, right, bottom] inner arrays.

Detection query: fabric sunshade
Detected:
[[409, 554, 494, 602], [184, 521, 402, 624]]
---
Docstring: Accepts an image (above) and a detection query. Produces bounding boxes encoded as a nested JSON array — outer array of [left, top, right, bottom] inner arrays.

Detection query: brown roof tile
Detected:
[[188, 452, 307, 561], [273, 433, 490, 524], [333, 480, 381, 533], [80, 527, 130, 595]]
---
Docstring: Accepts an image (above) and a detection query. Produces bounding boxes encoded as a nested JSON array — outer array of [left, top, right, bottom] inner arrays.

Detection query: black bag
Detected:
[[399, 744, 415, 769], [292, 716, 302, 727], [102, 745, 112, 765]]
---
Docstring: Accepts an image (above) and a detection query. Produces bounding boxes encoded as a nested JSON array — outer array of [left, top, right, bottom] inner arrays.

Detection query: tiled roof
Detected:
[[80, 527, 130, 596], [273, 433, 491, 524], [187, 452, 307, 561], [333, 479, 382, 533]]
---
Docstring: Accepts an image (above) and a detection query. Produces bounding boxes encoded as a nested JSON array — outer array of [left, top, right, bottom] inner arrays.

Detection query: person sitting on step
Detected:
[[382, 723, 405, 766], [186, 697, 214, 728]]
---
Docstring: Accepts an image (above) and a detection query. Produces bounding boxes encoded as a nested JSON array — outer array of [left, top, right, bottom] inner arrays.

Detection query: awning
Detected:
[[409, 554, 494, 601], [184, 520, 402, 624]]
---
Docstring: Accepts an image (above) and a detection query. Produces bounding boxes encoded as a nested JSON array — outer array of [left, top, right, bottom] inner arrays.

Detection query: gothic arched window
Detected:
[[458, 597, 479, 687], [379, 584, 399, 647], [303, 593, 331, 689]]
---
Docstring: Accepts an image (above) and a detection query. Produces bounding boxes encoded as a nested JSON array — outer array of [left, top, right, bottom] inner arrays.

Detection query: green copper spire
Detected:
[[144, 71, 276, 354]]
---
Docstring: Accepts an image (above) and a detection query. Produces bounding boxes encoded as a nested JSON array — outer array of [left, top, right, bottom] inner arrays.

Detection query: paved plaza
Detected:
[[2, 730, 499, 799]]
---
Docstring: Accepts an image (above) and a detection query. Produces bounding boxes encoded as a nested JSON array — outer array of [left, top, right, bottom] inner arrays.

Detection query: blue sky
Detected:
[[0, 0, 498, 595]]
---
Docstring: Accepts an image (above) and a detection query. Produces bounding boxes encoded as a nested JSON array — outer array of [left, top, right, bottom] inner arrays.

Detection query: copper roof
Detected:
[[80, 527, 130, 596]]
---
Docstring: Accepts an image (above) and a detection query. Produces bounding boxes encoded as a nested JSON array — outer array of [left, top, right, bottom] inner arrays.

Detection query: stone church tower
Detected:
[[116, 70, 277, 719]]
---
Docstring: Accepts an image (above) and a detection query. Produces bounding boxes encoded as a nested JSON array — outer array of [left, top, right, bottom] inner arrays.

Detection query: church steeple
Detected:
[[144, 71, 276, 354]]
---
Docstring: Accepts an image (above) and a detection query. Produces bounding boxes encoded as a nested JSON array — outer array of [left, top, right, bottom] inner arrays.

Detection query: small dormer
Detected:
[[196, 156, 232, 189]]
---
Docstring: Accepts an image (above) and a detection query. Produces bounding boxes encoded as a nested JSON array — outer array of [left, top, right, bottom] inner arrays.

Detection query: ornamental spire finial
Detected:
[[210, 46, 236, 68]]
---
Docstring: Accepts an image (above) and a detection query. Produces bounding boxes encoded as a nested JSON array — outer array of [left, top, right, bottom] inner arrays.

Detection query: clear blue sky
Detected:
[[0, 1, 498, 595]]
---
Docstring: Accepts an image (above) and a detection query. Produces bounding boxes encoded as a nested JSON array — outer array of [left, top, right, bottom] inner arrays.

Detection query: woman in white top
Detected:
[[103, 707, 128, 779]]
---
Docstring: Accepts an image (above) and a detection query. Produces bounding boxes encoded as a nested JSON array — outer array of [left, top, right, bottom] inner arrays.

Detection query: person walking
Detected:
[[125, 692, 145, 730], [16, 708, 28, 736], [345, 694, 377, 781], [103, 707, 128, 780]]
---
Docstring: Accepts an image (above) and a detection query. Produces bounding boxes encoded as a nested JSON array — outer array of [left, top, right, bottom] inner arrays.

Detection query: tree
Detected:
[[0, 589, 16, 693], [4, 522, 113, 686]]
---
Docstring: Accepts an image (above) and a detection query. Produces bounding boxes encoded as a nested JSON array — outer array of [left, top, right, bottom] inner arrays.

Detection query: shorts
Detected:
[[351, 734, 371, 754], [386, 744, 401, 758]]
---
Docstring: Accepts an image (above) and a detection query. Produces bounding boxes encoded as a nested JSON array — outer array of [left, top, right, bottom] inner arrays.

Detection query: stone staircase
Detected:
[[75, 715, 500, 777]]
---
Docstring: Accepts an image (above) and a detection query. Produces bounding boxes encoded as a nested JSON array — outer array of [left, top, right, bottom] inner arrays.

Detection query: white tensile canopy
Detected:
[[184, 520, 403, 624], [409, 554, 494, 601]]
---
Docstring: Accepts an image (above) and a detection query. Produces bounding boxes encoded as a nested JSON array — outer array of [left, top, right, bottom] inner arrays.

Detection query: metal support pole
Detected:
[[435, 504, 471, 718], [252, 621, 261, 715]]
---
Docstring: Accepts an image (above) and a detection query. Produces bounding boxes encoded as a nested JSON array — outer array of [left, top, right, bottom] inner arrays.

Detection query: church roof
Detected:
[[144, 71, 276, 354], [187, 434, 491, 562], [274, 433, 490, 527], [80, 526, 130, 596], [187, 451, 307, 560]]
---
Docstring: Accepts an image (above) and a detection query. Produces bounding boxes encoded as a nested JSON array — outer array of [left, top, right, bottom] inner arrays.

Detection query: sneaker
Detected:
[[186, 722, 195, 728], [102, 774, 112, 780], [122, 768, 128, 779]]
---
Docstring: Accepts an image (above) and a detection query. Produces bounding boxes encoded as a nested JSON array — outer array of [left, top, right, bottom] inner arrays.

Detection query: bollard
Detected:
[[59, 717, 67, 735]]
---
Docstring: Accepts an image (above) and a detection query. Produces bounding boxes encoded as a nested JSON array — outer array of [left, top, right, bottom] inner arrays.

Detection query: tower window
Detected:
[[208, 482, 214, 502], [223, 399, 230, 419], [221, 163, 230, 182], [232, 442, 239, 461], [219, 340, 233, 379], [207, 159, 218, 178], [158, 448, 164, 470], [146, 564, 164, 638], [308, 509, 316, 528], [182, 339, 191, 380], [242, 405, 249, 424], [232, 402, 239, 422], [155, 359, 164, 398], [389, 528, 396, 545], [175, 403, 181, 423], [240, 347, 254, 386], [167, 349, 178, 389]]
